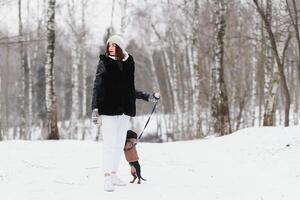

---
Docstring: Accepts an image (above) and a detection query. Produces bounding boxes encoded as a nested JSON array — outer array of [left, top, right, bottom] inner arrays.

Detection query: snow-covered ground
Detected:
[[0, 126, 300, 200]]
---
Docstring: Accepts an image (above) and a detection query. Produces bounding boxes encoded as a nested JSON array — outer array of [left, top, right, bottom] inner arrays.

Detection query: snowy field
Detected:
[[0, 126, 300, 200]]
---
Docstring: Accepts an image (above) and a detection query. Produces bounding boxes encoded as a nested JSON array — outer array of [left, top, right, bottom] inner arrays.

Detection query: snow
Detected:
[[0, 126, 300, 200]]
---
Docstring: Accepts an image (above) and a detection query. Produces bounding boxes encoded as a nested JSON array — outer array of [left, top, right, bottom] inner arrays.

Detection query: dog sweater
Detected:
[[124, 138, 139, 162]]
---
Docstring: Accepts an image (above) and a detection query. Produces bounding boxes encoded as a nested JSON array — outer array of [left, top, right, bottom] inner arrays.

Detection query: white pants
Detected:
[[101, 114, 130, 174]]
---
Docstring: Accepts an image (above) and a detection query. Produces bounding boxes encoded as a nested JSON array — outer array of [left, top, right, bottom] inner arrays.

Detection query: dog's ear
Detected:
[[127, 130, 138, 139]]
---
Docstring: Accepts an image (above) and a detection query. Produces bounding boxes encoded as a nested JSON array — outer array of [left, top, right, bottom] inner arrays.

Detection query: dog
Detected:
[[124, 130, 146, 184]]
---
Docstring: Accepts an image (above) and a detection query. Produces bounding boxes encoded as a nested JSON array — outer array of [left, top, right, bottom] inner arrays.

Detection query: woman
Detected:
[[91, 35, 160, 192]]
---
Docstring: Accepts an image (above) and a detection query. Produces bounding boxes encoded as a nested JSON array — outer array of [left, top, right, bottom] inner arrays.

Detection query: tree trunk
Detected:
[[258, 2, 267, 127], [27, 45, 33, 140], [211, 0, 231, 135], [18, 0, 27, 139], [27, 0, 33, 140], [4, 45, 10, 138], [251, 11, 259, 126], [191, 0, 204, 137], [70, 36, 80, 139], [235, 91, 247, 130], [151, 23, 179, 135], [170, 40, 183, 138], [253, 0, 291, 126], [286, 0, 300, 86], [81, 0, 87, 119], [263, 65, 280, 126], [286, 0, 300, 125], [120, 0, 128, 34], [45, 0, 59, 139], [110, 0, 116, 33], [81, 0, 87, 140], [294, 71, 299, 125], [68, 0, 80, 139], [146, 48, 163, 138], [0, 68, 2, 140]]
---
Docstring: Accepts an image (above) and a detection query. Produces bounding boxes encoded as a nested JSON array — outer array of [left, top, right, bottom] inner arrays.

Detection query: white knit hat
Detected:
[[106, 35, 126, 52]]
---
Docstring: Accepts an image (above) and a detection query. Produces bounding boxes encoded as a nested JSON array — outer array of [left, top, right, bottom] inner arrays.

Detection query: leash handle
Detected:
[[138, 101, 158, 140]]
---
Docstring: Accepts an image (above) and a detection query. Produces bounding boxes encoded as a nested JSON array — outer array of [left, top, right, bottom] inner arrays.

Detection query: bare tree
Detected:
[[253, 0, 291, 126], [211, 0, 231, 135], [120, 0, 128, 34], [81, 0, 88, 140], [18, 0, 27, 139], [26, 0, 33, 140], [110, 0, 116, 33], [32, 0, 45, 134], [0, 67, 2, 140], [151, 22, 181, 136], [67, 0, 80, 139], [190, 0, 204, 137], [285, 0, 300, 124], [45, 0, 59, 139], [250, 8, 260, 126], [2, 43, 10, 139], [286, 0, 300, 85]]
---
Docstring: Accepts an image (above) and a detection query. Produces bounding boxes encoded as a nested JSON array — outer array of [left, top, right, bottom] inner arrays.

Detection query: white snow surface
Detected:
[[0, 126, 300, 200]]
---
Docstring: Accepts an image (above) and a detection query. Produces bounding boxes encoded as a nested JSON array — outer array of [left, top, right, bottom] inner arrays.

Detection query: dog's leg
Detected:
[[132, 161, 146, 183], [130, 173, 137, 183], [130, 166, 137, 183]]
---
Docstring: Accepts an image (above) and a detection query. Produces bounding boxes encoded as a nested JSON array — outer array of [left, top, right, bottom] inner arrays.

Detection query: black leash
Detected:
[[138, 101, 158, 140]]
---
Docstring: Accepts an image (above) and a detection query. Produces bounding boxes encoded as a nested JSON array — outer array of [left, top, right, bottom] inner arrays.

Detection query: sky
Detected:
[[0, 0, 121, 47]]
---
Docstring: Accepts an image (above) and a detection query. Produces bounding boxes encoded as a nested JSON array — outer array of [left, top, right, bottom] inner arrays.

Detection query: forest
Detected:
[[0, 0, 299, 141]]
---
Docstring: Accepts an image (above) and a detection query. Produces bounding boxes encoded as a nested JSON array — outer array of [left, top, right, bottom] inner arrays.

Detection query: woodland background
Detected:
[[0, 0, 299, 141]]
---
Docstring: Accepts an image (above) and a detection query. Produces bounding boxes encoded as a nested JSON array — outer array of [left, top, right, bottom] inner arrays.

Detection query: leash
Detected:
[[138, 101, 158, 140]]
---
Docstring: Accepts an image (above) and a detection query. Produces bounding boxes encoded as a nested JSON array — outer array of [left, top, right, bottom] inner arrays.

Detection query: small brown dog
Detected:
[[124, 130, 146, 184]]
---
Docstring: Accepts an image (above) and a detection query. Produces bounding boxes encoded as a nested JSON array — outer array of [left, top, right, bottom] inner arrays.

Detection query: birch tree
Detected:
[[18, 0, 27, 139], [67, 0, 80, 139], [229, 3, 247, 131], [211, 0, 231, 135], [190, 0, 203, 137], [110, 0, 116, 33], [26, 0, 33, 139], [0, 70, 2, 140], [260, 0, 276, 126], [288, 42, 299, 125], [142, 28, 163, 138], [150, 23, 178, 134], [32, 0, 44, 128], [253, 0, 291, 126], [251, 9, 260, 126], [45, 0, 59, 139], [286, 0, 300, 125], [120, 0, 128, 34], [81, 0, 88, 139], [3, 44, 10, 139], [286, 0, 300, 85]]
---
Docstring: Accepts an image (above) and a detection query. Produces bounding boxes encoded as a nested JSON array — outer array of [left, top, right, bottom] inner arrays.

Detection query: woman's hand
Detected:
[[92, 109, 102, 126], [149, 92, 160, 102]]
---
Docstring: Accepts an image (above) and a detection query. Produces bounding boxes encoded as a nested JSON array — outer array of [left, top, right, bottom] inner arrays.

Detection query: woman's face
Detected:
[[108, 42, 116, 56]]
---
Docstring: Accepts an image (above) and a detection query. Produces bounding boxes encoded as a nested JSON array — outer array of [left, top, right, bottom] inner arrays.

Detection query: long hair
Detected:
[[106, 43, 125, 61]]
